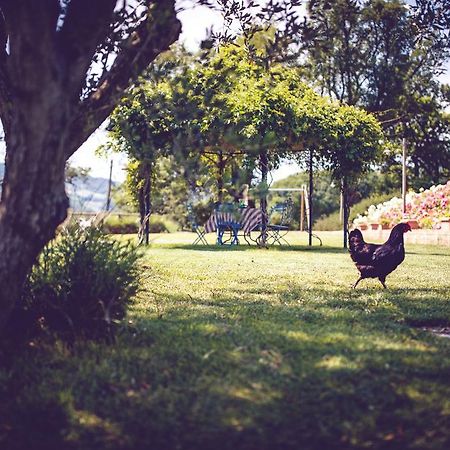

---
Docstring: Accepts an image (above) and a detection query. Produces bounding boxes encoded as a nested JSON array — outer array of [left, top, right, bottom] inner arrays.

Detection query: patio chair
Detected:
[[215, 202, 242, 245], [187, 204, 208, 245], [266, 198, 294, 245]]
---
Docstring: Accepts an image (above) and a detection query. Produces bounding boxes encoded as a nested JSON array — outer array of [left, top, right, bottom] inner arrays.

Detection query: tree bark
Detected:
[[137, 162, 146, 243], [138, 184, 146, 232], [0, 124, 69, 331]]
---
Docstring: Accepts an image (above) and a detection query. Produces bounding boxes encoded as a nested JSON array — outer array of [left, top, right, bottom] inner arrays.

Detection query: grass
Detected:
[[1, 231, 449, 450]]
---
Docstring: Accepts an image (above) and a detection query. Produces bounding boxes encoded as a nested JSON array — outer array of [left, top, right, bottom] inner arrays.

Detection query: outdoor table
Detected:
[[204, 207, 263, 245]]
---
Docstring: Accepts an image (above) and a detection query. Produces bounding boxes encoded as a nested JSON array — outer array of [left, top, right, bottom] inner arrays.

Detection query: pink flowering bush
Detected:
[[353, 181, 450, 229]]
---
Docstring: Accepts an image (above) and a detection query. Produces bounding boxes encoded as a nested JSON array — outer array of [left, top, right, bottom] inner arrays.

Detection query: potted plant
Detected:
[[407, 219, 419, 229], [380, 217, 391, 230]]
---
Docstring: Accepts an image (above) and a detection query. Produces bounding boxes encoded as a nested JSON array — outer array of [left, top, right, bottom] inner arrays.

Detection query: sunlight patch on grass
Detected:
[[319, 332, 352, 344], [223, 414, 254, 432], [197, 323, 225, 336], [226, 384, 281, 404], [70, 409, 126, 447], [74, 410, 117, 430], [371, 338, 436, 352], [226, 348, 247, 364], [284, 330, 311, 342], [316, 355, 360, 371]]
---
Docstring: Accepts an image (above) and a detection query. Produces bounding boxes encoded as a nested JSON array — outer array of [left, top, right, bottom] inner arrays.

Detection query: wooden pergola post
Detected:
[[342, 177, 348, 249], [308, 148, 313, 247], [402, 137, 407, 216], [300, 188, 305, 232]]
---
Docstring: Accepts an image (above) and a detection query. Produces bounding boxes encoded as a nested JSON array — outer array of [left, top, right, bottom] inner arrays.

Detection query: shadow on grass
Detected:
[[1, 281, 449, 450], [118, 283, 450, 449]]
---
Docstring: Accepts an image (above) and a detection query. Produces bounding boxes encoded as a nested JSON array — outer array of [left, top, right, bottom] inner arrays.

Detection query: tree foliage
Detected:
[[301, 0, 450, 185]]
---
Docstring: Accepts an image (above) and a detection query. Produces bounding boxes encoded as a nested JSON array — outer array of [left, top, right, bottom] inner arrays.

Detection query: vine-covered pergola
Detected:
[[108, 43, 384, 247]]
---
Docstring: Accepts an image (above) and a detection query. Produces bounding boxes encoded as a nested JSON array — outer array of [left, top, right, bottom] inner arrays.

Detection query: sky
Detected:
[[2, 2, 450, 183]]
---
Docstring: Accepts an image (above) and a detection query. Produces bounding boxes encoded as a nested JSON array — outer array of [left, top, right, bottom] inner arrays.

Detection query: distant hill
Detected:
[[1, 163, 116, 212]]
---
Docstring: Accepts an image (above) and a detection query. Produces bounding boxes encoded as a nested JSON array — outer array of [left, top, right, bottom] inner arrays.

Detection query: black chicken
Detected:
[[349, 222, 411, 289]]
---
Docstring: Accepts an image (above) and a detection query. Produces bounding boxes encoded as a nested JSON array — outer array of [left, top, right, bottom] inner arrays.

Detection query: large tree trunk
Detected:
[[0, 19, 72, 329], [0, 122, 69, 330]]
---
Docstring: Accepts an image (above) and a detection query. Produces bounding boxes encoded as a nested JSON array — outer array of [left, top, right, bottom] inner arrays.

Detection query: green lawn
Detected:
[[1, 232, 449, 450]]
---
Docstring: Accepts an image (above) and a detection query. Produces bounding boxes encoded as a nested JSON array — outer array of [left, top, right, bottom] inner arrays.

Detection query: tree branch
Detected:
[[65, 0, 181, 158], [58, 0, 117, 99]]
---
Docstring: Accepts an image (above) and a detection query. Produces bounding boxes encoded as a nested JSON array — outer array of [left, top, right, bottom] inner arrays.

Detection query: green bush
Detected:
[[151, 215, 179, 233], [148, 215, 170, 233], [15, 227, 141, 341], [103, 214, 179, 234], [313, 211, 342, 231], [103, 214, 140, 234], [314, 192, 398, 231]]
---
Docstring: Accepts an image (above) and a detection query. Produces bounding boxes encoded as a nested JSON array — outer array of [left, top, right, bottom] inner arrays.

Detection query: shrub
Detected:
[[148, 215, 171, 233], [314, 192, 397, 231], [313, 212, 342, 231], [15, 227, 141, 341], [103, 214, 140, 234], [103, 214, 179, 234]]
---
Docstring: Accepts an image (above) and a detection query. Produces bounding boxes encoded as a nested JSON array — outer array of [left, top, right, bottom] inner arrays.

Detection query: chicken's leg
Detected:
[[378, 277, 387, 289], [353, 277, 362, 289]]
